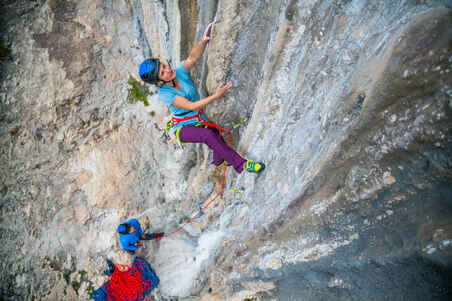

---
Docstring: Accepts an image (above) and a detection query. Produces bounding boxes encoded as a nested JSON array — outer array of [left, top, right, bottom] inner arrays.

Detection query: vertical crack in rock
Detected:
[[178, 0, 199, 61], [133, 0, 152, 58], [195, 0, 219, 98], [156, 0, 173, 65]]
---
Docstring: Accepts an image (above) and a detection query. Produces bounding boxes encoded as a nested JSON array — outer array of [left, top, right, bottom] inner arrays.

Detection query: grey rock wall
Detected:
[[0, 0, 451, 300]]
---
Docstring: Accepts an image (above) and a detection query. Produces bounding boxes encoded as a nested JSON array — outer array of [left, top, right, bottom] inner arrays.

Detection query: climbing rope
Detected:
[[163, 120, 233, 238], [105, 261, 152, 301], [106, 115, 248, 239]]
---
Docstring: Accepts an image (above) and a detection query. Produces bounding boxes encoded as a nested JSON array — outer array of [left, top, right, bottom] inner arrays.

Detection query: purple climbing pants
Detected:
[[178, 125, 246, 173]]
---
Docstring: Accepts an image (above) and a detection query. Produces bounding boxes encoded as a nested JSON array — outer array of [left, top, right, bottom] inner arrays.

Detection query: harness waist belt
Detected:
[[171, 109, 231, 137], [171, 109, 204, 126]]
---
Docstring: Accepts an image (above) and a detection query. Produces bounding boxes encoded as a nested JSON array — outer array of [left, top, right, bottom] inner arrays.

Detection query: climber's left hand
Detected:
[[202, 23, 213, 43]]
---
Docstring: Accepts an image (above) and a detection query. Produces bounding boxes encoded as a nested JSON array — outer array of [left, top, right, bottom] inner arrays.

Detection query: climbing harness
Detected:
[[165, 109, 232, 149], [166, 111, 248, 147], [172, 109, 231, 139]]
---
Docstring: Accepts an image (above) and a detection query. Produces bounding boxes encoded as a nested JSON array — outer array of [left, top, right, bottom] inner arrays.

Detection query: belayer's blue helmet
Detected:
[[117, 223, 130, 234], [139, 58, 160, 84]]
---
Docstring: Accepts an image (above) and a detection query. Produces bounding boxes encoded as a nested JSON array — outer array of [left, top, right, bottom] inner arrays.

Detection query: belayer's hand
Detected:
[[214, 82, 233, 98], [155, 232, 164, 240], [202, 23, 213, 43]]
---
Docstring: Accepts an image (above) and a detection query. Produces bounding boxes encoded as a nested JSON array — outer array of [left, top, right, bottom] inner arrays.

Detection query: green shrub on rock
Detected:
[[127, 76, 149, 106]]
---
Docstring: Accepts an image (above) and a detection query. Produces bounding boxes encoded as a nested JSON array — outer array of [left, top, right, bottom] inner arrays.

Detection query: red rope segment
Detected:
[[106, 261, 152, 301], [164, 118, 233, 238]]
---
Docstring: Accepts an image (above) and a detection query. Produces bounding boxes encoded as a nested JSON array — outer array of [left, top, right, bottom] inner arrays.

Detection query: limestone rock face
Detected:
[[1, 0, 451, 300]]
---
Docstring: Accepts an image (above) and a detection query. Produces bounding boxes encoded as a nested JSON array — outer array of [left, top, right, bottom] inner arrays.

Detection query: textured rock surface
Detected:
[[1, 0, 452, 300]]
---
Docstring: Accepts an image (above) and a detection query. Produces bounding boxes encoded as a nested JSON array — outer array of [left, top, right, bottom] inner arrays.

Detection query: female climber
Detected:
[[138, 23, 264, 174]]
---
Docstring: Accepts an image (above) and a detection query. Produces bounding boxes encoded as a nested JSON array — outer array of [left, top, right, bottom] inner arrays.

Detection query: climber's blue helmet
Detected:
[[139, 58, 160, 84], [117, 223, 130, 234]]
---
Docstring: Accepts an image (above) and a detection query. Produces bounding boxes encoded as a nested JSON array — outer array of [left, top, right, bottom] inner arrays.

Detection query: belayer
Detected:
[[117, 218, 164, 253], [138, 23, 265, 174]]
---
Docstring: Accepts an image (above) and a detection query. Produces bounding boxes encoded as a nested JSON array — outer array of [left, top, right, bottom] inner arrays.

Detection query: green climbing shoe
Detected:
[[244, 160, 265, 173]]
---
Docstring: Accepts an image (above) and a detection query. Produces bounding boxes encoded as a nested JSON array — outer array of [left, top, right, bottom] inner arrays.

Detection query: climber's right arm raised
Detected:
[[182, 23, 212, 71]]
